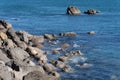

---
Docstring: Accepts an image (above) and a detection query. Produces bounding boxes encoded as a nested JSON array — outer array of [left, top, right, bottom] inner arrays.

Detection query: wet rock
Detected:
[[44, 34, 56, 40], [49, 60, 56, 64], [67, 6, 81, 15], [43, 63, 56, 72], [0, 49, 10, 63], [27, 46, 44, 57], [49, 71, 60, 78], [55, 61, 65, 68], [65, 50, 83, 57], [87, 31, 95, 35], [0, 32, 8, 40], [32, 43, 43, 49], [84, 9, 100, 14], [52, 49, 60, 54], [23, 71, 56, 80], [59, 32, 76, 37], [62, 65, 71, 72], [0, 20, 12, 29], [58, 56, 68, 62], [61, 43, 70, 49]]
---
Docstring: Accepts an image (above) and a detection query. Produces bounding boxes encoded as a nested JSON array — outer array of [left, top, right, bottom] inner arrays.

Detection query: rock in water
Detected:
[[67, 6, 81, 15], [84, 9, 100, 14]]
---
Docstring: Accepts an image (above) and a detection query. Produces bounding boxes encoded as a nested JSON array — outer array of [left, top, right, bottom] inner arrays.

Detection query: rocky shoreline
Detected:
[[0, 20, 93, 80]]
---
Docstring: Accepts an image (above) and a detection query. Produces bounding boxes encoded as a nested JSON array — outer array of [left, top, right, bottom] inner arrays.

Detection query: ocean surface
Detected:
[[0, 0, 120, 80]]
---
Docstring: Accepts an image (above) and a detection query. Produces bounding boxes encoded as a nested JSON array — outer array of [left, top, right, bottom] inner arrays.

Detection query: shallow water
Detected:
[[0, 0, 120, 80]]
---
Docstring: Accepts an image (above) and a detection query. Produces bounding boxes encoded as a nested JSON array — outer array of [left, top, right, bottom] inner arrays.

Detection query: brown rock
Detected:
[[55, 61, 65, 68], [61, 43, 70, 49], [0, 32, 8, 40], [44, 34, 56, 40], [49, 71, 60, 78], [38, 55, 47, 65], [67, 6, 81, 15], [59, 32, 76, 37], [43, 63, 56, 72], [58, 56, 68, 62], [32, 36, 44, 44], [0, 20, 12, 29]]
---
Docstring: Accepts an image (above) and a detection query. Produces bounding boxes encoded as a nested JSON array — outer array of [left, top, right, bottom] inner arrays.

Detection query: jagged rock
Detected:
[[43, 63, 56, 72], [17, 42, 27, 50], [67, 6, 81, 15], [84, 9, 100, 14], [3, 39, 15, 49], [0, 20, 12, 29], [38, 55, 48, 65], [55, 61, 65, 68], [23, 71, 56, 80], [65, 50, 83, 57], [87, 31, 95, 35], [62, 65, 71, 72], [59, 32, 76, 37], [0, 32, 8, 40], [44, 34, 56, 40], [61, 43, 70, 49], [0, 49, 10, 63]]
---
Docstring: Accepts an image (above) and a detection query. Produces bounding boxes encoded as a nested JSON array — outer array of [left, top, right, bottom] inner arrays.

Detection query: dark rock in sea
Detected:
[[84, 9, 100, 14], [59, 32, 76, 37], [44, 34, 56, 40], [43, 63, 56, 72], [67, 6, 81, 15], [58, 56, 68, 62], [55, 61, 65, 68], [52, 49, 60, 54], [49, 71, 60, 78], [23, 71, 57, 80], [87, 31, 95, 35]]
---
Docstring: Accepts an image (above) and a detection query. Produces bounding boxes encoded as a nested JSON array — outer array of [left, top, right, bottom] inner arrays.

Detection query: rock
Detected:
[[67, 6, 81, 15], [23, 71, 56, 80], [17, 42, 28, 50], [8, 47, 29, 64], [65, 50, 83, 57], [44, 34, 56, 40], [7, 28, 21, 44], [49, 71, 60, 78], [84, 9, 100, 14], [31, 36, 44, 44], [62, 65, 71, 72], [59, 32, 76, 37], [61, 43, 70, 49], [55, 61, 65, 68], [33, 43, 43, 48], [3, 39, 15, 49], [58, 56, 68, 62], [0, 49, 10, 63], [52, 49, 60, 54], [43, 63, 56, 72], [27, 46, 44, 57], [0, 20, 12, 29], [87, 31, 95, 35], [0, 32, 8, 40], [38, 55, 48, 65], [0, 63, 14, 80]]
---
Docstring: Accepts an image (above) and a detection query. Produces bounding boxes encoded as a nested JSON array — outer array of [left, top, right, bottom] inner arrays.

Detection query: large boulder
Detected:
[[84, 9, 100, 14], [67, 6, 81, 15]]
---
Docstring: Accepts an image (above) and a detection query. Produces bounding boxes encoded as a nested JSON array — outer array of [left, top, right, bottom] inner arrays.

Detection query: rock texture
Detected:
[[67, 6, 81, 15]]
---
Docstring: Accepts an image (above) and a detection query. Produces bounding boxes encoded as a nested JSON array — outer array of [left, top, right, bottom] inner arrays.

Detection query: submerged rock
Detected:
[[61, 43, 70, 49], [84, 9, 100, 14], [67, 6, 81, 15], [44, 34, 56, 40]]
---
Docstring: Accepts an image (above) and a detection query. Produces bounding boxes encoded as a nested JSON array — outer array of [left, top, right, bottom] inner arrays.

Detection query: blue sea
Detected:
[[0, 0, 120, 80]]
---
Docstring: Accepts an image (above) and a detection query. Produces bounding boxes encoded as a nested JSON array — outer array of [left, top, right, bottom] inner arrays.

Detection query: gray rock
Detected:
[[3, 39, 15, 49], [43, 63, 56, 72], [55, 61, 65, 68], [0, 49, 10, 63], [23, 71, 56, 80], [49, 71, 60, 78], [67, 6, 81, 15], [38, 55, 47, 65], [0, 20, 12, 29]]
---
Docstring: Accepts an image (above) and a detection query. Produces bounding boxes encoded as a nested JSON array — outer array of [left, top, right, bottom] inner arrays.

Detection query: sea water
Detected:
[[0, 0, 120, 80]]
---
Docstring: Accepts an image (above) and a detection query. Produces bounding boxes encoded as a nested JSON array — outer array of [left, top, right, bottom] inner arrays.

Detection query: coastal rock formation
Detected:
[[84, 9, 100, 14], [67, 6, 81, 15]]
